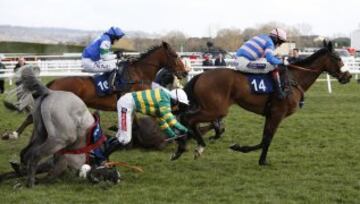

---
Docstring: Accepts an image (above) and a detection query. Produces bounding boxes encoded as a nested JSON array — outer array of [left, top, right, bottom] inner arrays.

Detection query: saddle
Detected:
[[92, 61, 131, 96]]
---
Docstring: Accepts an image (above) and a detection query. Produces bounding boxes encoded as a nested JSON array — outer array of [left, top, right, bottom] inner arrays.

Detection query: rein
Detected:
[[57, 115, 106, 164], [288, 64, 321, 73], [104, 161, 144, 173], [122, 64, 152, 85]]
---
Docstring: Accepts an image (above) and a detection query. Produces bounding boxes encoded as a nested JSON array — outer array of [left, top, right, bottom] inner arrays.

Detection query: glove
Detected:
[[174, 128, 187, 136], [283, 58, 290, 66]]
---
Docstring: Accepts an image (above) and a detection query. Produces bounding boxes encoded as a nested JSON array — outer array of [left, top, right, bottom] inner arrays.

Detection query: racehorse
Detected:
[[172, 41, 352, 165], [3, 41, 188, 141], [5, 67, 105, 187]]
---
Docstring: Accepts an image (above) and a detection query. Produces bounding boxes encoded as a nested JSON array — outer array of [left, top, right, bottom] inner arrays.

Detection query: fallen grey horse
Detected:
[[7, 67, 113, 187]]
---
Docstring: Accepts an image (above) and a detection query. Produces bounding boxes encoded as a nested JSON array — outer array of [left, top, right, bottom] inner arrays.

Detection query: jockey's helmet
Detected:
[[106, 26, 125, 40], [170, 89, 189, 105], [270, 28, 287, 42]]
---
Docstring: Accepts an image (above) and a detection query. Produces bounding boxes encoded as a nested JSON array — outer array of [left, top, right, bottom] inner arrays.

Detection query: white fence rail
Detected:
[[1, 57, 359, 93]]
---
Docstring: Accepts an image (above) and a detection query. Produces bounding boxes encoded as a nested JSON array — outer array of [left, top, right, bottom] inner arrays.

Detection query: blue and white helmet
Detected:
[[106, 26, 125, 39]]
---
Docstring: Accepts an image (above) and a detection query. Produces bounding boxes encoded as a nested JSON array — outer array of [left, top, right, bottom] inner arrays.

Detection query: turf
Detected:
[[0, 79, 359, 204]]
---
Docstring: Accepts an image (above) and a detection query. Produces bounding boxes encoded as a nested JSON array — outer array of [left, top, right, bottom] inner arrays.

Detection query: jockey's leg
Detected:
[[104, 93, 134, 158], [272, 67, 286, 100], [98, 59, 118, 90]]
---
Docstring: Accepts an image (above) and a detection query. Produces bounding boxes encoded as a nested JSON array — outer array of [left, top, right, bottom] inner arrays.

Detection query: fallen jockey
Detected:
[[103, 85, 190, 158], [235, 28, 289, 99]]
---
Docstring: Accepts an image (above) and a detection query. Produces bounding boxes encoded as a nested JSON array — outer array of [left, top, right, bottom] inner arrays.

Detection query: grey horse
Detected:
[[16, 67, 97, 187]]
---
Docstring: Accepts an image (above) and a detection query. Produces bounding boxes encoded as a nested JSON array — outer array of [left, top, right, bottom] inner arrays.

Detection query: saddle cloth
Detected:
[[246, 73, 274, 94]]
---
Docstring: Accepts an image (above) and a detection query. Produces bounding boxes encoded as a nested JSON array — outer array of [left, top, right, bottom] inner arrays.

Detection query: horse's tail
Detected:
[[184, 74, 201, 108], [21, 66, 50, 99]]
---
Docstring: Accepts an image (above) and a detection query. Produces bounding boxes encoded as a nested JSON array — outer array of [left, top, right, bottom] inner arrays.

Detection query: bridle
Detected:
[[288, 64, 321, 73], [164, 48, 186, 78]]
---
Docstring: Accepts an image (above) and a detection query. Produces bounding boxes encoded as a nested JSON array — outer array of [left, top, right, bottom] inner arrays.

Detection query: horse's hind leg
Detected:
[[229, 115, 271, 153], [37, 156, 68, 184], [25, 139, 65, 187], [209, 118, 225, 141], [2, 114, 33, 140]]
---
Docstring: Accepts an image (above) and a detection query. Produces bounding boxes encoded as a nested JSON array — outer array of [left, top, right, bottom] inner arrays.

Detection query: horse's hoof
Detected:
[[258, 160, 270, 166], [209, 136, 218, 141], [2, 132, 18, 140], [170, 153, 181, 161], [229, 144, 242, 151], [10, 161, 22, 176], [13, 182, 23, 190], [193, 146, 205, 160], [26, 181, 35, 188], [194, 151, 200, 160]]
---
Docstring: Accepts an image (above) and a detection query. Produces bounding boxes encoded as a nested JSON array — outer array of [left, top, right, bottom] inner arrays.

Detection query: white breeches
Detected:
[[116, 93, 135, 145], [81, 58, 117, 73], [235, 57, 276, 74]]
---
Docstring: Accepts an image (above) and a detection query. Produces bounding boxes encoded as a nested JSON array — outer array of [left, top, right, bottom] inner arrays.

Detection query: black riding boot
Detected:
[[272, 69, 286, 100], [108, 70, 117, 92], [103, 137, 124, 159]]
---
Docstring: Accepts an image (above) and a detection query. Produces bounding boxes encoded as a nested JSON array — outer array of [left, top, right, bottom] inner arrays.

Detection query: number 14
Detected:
[[251, 79, 267, 92]]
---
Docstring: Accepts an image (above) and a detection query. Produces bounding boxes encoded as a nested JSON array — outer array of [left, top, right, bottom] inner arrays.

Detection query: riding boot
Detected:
[[103, 137, 124, 159], [108, 69, 117, 92], [272, 69, 286, 100]]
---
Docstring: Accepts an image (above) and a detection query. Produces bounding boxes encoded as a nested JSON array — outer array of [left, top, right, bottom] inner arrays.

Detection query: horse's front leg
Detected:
[[2, 114, 33, 140], [191, 124, 206, 159], [258, 114, 283, 166], [230, 113, 283, 166], [170, 136, 187, 161]]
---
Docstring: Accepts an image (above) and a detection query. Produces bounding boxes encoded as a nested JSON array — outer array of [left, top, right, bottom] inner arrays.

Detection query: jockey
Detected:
[[236, 28, 288, 99], [103, 86, 189, 157], [82, 26, 125, 75]]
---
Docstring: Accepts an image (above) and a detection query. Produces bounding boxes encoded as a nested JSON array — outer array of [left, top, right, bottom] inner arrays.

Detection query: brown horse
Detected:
[[173, 41, 352, 165], [3, 41, 188, 140]]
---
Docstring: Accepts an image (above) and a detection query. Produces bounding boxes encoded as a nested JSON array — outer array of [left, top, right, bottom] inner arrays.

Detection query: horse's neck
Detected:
[[290, 60, 324, 92], [130, 54, 163, 80]]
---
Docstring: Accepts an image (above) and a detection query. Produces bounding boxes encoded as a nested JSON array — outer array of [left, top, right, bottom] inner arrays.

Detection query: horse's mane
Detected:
[[294, 48, 329, 66], [127, 44, 163, 64]]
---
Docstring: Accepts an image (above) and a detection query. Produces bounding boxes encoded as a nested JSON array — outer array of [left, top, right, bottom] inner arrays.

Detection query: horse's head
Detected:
[[321, 40, 352, 84], [159, 41, 188, 79]]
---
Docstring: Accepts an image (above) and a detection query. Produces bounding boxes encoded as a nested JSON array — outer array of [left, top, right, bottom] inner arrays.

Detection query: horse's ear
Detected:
[[328, 41, 333, 51], [323, 39, 327, 48], [162, 41, 169, 49]]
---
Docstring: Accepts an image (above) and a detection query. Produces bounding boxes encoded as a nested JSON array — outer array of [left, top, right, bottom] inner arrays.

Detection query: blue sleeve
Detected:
[[264, 41, 282, 65]]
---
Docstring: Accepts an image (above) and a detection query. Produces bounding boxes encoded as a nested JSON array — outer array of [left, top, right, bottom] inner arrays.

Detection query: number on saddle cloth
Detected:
[[93, 72, 113, 96], [247, 74, 274, 94]]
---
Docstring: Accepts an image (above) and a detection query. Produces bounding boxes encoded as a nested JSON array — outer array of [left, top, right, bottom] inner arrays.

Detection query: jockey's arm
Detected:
[[100, 40, 116, 61], [157, 117, 177, 138], [264, 44, 282, 66], [157, 108, 188, 138]]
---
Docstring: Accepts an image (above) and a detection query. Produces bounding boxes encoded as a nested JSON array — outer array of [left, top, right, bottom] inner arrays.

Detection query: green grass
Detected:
[[0, 79, 359, 203]]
